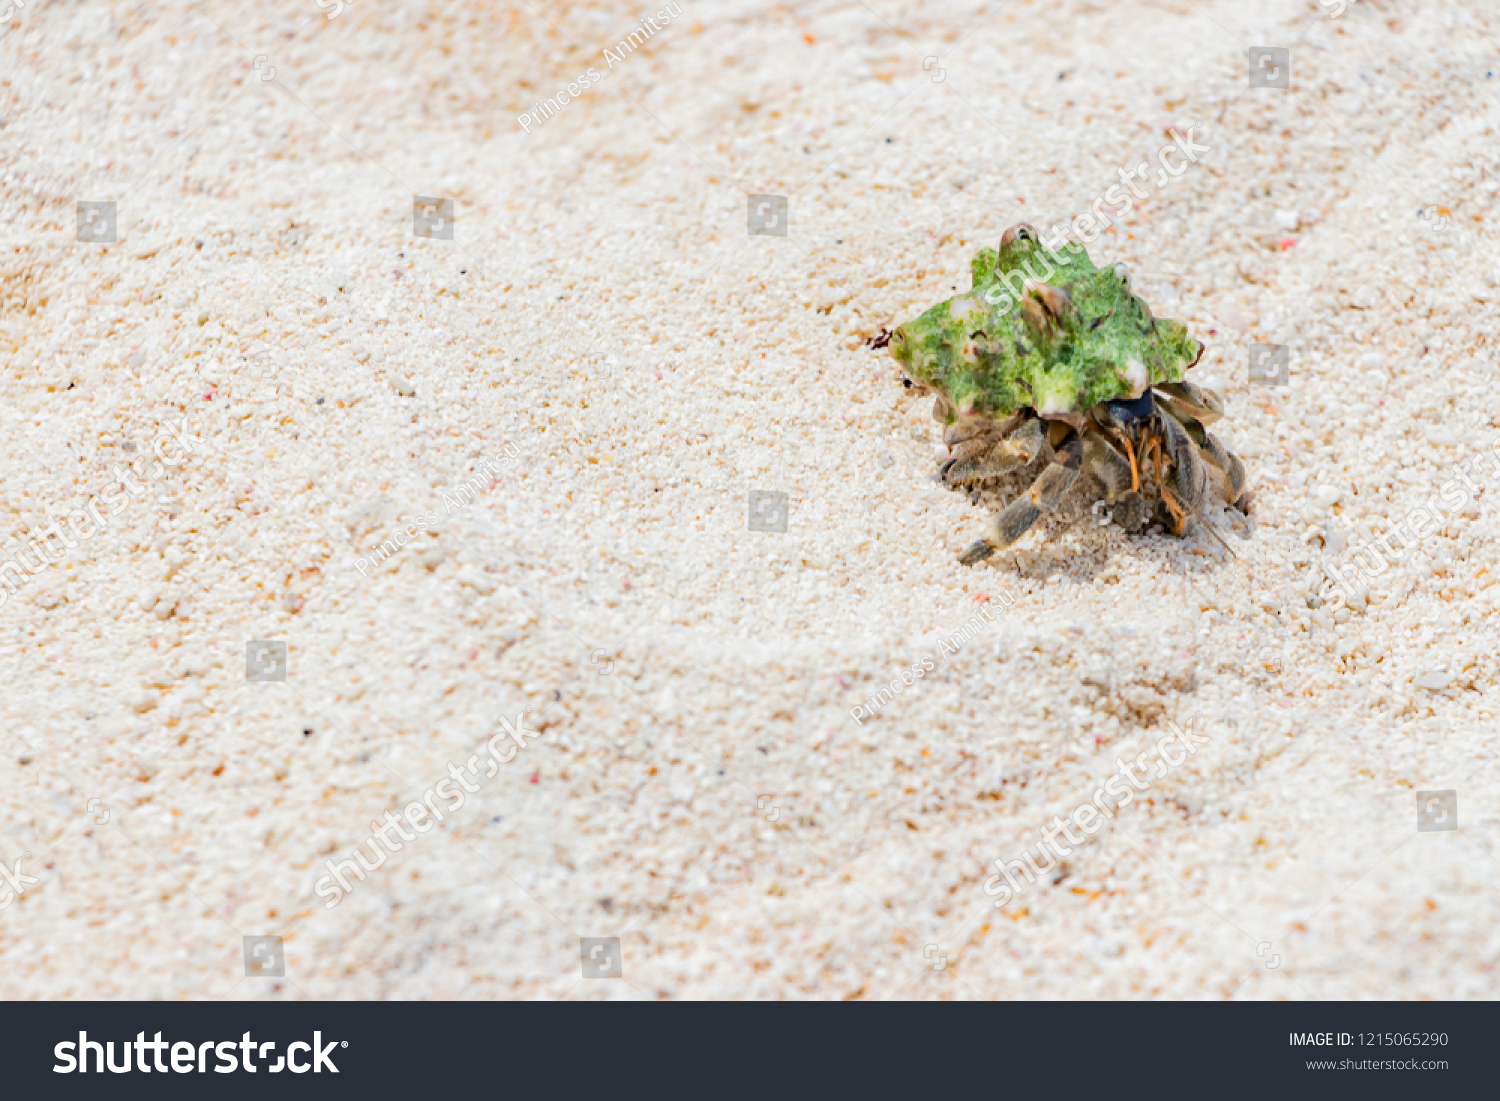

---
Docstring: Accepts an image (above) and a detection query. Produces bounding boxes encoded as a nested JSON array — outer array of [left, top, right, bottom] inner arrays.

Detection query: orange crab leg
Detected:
[[1146, 429, 1188, 531], [1159, 485, 1187, 528], [1100, 426, 1141, 493], [1114, 429, 1141, 493]]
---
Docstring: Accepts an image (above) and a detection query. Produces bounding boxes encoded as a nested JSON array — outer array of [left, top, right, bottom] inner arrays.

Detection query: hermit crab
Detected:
[[883, 223, 1252, 565]]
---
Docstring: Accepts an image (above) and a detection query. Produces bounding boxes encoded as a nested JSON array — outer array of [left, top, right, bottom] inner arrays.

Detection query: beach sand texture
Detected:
[[1, 0, 1498, 997]]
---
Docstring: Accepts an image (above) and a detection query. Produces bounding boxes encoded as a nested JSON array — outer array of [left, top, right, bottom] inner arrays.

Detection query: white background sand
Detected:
[[1, 0, 1497, 998]]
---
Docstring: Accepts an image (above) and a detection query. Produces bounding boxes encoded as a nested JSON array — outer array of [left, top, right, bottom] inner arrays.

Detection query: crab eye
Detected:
[[1113, 262, 1131, 290]]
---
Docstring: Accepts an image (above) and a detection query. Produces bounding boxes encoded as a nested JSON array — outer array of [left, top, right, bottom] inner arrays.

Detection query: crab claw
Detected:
[[1155, 380, 1225, 425]]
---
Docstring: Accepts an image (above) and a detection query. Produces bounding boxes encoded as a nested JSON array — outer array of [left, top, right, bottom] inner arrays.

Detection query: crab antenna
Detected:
[[1200, 515, 1237, 558]]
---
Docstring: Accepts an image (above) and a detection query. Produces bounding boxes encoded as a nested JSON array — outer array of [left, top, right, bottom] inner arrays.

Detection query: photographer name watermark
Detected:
[[354, 443, 519, 577], [517, 3, 685, 133], [852, 591, 1015, 724]]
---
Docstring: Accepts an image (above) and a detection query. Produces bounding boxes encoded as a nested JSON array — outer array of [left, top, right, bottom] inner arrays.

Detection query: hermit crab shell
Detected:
[[886, 225, 1204, 420]]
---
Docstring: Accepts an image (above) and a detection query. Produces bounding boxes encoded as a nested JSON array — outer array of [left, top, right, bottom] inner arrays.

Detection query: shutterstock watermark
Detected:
[[1062, 123, 1214, 244], [982, 714, 1213, 907], [54, 1030, 343, 1073], [0, 418, 205, 610], [1318, 0, 1363, 18], [314, 710, 536, 908], [976, 124, 1213, 318], [0, 852, 38, 908], [1321, 433, 1500, 607]]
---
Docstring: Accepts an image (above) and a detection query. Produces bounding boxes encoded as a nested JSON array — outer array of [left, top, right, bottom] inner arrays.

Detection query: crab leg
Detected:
[[1081, 429, 1133, 498], [1152, 399, 1254, 518], [941, 417, 1047, 486], [958, 438, 1082, 564], [1107, 427, 1140, 492], [1159, 483, 1189, 531], [1145, 431, 1189, 535], [939, 435, 996, 474]]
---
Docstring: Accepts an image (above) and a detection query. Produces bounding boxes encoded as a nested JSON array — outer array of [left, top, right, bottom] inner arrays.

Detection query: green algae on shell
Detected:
[[888, 227, 1203, 422]]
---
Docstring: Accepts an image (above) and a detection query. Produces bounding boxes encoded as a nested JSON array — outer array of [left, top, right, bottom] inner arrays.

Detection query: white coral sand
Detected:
[[0, 0, 1496, 998]]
